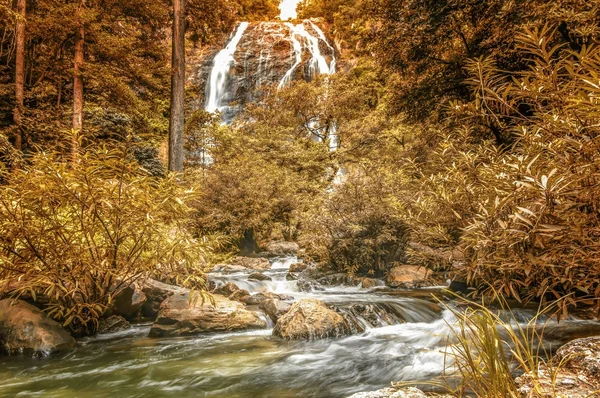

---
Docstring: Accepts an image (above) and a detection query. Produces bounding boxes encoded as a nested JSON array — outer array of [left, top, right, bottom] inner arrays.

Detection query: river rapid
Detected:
[[1, 257, 599, 398]]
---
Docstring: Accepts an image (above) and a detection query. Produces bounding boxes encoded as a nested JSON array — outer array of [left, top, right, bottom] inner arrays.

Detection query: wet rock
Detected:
[[0, 299, 76, 357], [232, 256, 271, 271], [244, 292, 293, 306], [296, 278, 324, 292], [289, 262, 307, 273], [213, 282, 240, 296], [346, 387, 447, 398], [212, 264, 250, 273], [191, 21, 336, 122], [317, 273, 363, 286], [141, 278, 187, 319], [260, 299, 293, 322], [97, 315, 131, 334], [386, 265, 430, 288], [361, 278, 378, 289], [346, 387, 424, 398], [228, 289, 252, 303], [264, 241, 299, 256], [248, 272, 272, 281], [286, 272, 297, 281], [149, 293, 267, 337], [273, 299, 351, 340], [111, 286, 147, 320], [516, 336, 600, 397]]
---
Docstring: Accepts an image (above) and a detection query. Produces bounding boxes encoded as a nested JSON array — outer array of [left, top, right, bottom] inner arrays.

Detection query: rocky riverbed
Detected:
[[1, 251, 600, 397]]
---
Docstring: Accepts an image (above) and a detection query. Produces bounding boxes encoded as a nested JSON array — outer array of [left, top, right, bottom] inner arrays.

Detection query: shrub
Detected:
[[455, 26, 600, 315], [301, 168, 408, 275], [0, 146, 209, 335]]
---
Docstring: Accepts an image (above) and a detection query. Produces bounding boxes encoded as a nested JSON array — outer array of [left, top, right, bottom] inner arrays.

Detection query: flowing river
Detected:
[[1, 257, 600, 398]]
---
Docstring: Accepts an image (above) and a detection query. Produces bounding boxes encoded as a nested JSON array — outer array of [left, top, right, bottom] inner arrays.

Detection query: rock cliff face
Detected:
[[193, 20, 337, 123]]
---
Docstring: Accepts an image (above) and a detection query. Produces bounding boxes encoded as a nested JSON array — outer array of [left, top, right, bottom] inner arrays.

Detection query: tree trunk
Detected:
[[13, 0, 26, 152], [72, 2, 85, 162], [168, 0, 185, 172]]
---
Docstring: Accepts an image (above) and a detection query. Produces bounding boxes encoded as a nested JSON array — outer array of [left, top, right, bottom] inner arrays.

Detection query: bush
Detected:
[[301, 169, 408, 275], [405, 26, 600, 315], [0, 146, 209, 335]]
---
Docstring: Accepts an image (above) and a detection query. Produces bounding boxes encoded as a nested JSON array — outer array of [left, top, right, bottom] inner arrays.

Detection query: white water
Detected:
[[278, 22, 333, 89], [205, 22, 250, 113]]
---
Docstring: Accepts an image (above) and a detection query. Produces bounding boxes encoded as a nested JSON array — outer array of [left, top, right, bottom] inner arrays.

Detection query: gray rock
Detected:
[[260, 299, 292, 323], [111, 286, 147, 320], [289, 262, 307, 273], [346, 387, 442, 398], [516, 336, 600, 398], [213, 282, 240, 296]]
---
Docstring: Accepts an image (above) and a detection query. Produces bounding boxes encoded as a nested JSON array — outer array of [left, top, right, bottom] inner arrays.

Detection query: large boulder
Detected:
[[263, 241, 299, 256], [386, 265, 430, 288], [111, 285, 147, 320], [149, 292, 267, 337], [516, 336, 600, 397], [273, 299, 351, 340], [141, 278, 187, 319], [0, 299, 76, 357]]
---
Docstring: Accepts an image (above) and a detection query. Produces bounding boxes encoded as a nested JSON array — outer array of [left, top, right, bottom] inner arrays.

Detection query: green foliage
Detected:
[[0, 145, 209, 335]]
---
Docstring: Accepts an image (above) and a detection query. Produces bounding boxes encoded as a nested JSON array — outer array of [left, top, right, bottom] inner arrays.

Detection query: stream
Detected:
[[1, 257, 600, 398]]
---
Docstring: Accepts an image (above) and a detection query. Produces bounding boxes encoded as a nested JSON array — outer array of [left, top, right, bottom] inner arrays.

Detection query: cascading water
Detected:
[[3, 253, 600, 397], [278, 21, 333, 88], [204, 22, 249, 120], [202, 20, 336, 123]]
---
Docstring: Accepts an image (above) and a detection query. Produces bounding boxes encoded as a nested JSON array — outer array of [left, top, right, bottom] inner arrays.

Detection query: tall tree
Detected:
[[13, 0, 26, 152], [168, 0, 185, 172], [72, 0, 85, 161]]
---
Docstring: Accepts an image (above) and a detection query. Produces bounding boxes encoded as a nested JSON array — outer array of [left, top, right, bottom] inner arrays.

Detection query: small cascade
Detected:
[[335, 300, 442, 333]]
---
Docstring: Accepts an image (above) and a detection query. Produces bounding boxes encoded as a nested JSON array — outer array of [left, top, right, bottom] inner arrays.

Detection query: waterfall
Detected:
[[204, 22, 249, 114], [202, 20, 336, 122], [278, 21, 333, 89], [307, 21, 337, 74]]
